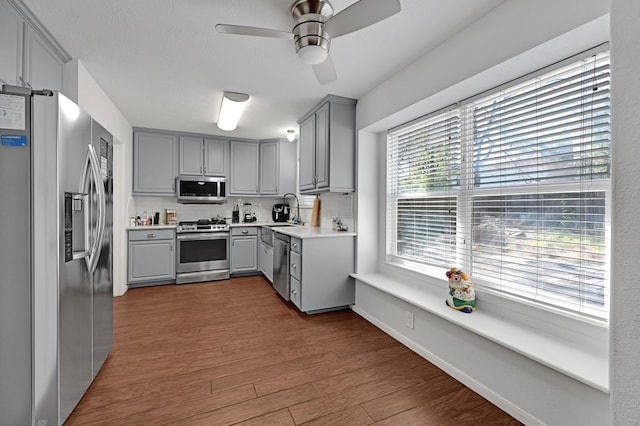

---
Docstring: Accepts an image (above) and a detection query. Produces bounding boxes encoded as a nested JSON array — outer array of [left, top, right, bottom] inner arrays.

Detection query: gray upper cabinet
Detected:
[[297, 95, 356, 194], [0, 0, 22, 86], [179, 136, 228, 176], [299, 115, 316, 191], [230, 140, 260, 195], [205, 138, 227, 176], [133, 130, 178, 196], [24, 26, 63, 92], [0, 0, 67, 92], [259, 139, 296, 196], [179, 136, 204, 175]]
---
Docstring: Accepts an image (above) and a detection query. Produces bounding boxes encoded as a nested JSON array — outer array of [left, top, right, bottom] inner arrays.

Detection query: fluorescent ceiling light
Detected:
[[287, 129, 296, 142], [217, 91, 250, 131]]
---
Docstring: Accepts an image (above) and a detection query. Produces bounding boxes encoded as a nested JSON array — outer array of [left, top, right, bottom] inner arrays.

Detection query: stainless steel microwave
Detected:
[[176, 175, 227, 204]]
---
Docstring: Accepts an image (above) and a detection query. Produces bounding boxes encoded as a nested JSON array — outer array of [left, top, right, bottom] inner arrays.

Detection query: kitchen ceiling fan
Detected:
[[216, 0, 401, 85]]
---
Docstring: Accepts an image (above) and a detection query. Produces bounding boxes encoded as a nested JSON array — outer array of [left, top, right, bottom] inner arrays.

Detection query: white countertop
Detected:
[[228, 221, 281, 227], [126, 224, 176, 231], [271, 226, 356, 239], [125, 222, 355, 238]]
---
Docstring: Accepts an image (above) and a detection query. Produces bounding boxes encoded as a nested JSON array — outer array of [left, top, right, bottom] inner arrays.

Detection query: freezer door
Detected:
[[0, 91, 32, 426], [91, 119, 113, 378]]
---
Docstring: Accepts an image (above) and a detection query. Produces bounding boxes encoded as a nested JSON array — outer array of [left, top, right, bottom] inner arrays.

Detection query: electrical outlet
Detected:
[[405, 311, 414, 330]]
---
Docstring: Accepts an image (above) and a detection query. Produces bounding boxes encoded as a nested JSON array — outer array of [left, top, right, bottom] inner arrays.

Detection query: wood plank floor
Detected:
[[65, 276, 521, 425]]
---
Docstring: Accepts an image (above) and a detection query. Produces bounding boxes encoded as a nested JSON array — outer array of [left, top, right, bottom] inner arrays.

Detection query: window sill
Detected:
[[351, 272, 609, 393]]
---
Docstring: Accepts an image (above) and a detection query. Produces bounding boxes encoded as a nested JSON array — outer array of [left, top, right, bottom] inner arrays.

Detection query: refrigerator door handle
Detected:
[[79, 144, 106, 273]]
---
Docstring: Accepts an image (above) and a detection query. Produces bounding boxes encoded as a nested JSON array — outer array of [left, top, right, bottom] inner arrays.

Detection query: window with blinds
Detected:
[[386, 49, 611, 319], [387, 109, 461, 270]]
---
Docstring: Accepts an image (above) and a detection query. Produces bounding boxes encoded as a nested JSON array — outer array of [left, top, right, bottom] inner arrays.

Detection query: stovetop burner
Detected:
[[177, 217, 229, 233]]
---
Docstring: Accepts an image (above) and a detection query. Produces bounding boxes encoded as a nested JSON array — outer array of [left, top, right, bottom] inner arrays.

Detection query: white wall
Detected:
[[354, 0, 614, 424], [610, 0, 640, 423], [65, 59, 133, 296]]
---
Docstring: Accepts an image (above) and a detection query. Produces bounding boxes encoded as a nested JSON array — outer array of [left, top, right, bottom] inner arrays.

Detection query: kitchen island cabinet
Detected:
[[283, 233, 355, 313], [127, 228, 176, 287]]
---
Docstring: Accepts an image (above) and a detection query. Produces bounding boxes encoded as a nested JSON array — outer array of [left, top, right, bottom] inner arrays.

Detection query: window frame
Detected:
[[385, 45, 611, 322]]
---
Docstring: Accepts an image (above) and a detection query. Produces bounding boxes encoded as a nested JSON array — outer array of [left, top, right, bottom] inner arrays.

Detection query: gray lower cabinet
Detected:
[[297, 95, 356, 194], [258, 240, 274, 282], [133, 130, 178, 195], [287, 235, 355, 313], [127, 229, 176, 286], [230, 227, 258, 274]]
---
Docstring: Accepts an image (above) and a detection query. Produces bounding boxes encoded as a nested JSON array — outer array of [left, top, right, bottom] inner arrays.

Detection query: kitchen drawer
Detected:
[[128, 229, 175, 241], [290, 250, 301, 282], [290, 237, 302, 253], [290, 276, 301, 310], [231, 227, 258, 236]]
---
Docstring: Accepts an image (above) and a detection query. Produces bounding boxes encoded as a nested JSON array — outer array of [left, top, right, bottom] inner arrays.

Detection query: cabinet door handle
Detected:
[[203, 166, 207, 174], [291, 289, 297, 295], [170, 243, 173, 251], [147, 233, 157, 238], [242, 230, 249, 234], [291, 263, 296, 269], [256, 187, 259, 193], [291, 243, 298, 250], [200, 166, 203, 174]]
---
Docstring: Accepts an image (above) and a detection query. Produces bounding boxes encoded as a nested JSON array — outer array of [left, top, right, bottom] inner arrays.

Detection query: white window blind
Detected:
[[386, 49, 611, 319], [387, 108, 461, 269]]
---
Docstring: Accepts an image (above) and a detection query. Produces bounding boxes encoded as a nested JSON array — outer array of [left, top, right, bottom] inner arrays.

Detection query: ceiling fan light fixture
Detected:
[[297, 44, 328, 65], [286, 129, 296, 142], [217, 91, 250, 131]]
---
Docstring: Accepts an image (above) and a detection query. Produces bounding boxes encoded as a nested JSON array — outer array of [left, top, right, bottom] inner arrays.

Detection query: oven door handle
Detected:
[[177, 233, 229, 241]]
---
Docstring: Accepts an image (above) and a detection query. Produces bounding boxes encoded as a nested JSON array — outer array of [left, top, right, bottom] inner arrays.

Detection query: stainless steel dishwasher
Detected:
[[273, 233, 290, 301]]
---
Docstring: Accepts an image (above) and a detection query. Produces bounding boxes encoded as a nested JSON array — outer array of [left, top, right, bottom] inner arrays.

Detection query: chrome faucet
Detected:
[[283, 192, 301, 224]]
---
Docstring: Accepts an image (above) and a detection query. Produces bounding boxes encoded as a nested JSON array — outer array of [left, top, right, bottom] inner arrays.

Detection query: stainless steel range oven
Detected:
[[176, 218, 230, 284]]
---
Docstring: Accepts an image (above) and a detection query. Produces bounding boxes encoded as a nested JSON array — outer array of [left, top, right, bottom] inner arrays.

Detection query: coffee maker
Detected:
[[272, 203, 290, 222]]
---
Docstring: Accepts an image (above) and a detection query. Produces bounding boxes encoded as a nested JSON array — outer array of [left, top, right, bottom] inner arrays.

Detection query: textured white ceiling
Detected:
[[22, 0, 504, 139]]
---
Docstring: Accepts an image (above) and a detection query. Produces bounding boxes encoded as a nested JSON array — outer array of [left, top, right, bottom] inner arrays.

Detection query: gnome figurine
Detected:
[[445, 267, 476, 313]]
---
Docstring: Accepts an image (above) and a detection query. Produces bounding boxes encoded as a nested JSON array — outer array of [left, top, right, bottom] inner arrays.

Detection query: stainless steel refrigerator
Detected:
[[0, 86, 113, 425]]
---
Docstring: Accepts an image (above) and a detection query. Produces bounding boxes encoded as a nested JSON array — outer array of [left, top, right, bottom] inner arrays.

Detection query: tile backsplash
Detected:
[[129, 193, 354, 231]]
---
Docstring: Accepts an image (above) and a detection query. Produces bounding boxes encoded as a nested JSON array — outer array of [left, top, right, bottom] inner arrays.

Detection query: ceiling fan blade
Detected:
[[324, 0, 401, 39], [215, 24, 293, 39], [312, 56, 337, 85]]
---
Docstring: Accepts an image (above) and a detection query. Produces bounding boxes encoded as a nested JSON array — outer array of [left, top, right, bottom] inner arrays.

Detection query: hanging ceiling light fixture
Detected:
[[217, 91, 250, 131], [286, 129, 296, 142]]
